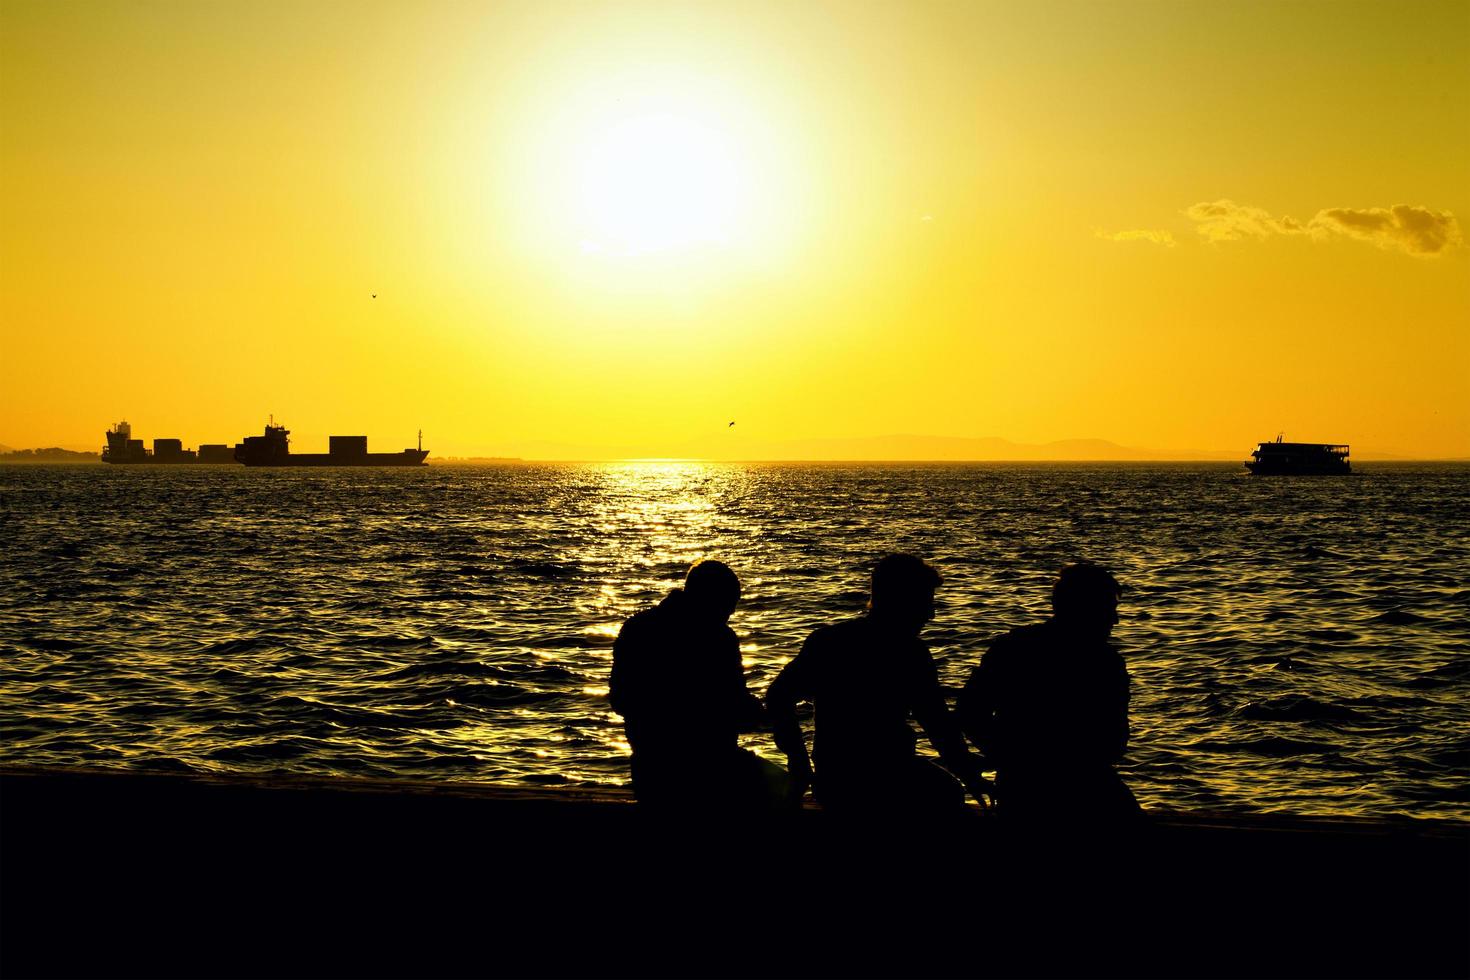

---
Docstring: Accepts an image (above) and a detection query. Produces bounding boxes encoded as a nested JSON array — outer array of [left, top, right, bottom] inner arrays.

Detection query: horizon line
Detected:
[[428, 455, 1470, 464], [5, 454, 1468, 466]]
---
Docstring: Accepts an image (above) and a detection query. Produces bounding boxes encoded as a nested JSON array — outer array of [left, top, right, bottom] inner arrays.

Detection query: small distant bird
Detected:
[[371, 293, 377, 299], [728, 421, 735, 427]]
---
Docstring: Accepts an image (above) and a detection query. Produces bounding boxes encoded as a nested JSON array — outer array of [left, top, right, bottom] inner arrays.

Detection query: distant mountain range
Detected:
[[726, 434, 1240, 461], [0, 446, 101, 462], [496, 434, 1425, 462], [0, 442, 97, 454]]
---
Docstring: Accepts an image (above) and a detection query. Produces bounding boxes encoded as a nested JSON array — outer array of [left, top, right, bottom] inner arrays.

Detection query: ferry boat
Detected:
[[233, 421, 428, 466], [1245, 435, 1351, 475]]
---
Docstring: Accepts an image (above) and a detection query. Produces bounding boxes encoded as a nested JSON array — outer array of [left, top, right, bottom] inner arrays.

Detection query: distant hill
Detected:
[[734, 434, 1243, 461], [0, 447, 101, 463], [430, 456, 525, 464], [0, 443, 12, 454]]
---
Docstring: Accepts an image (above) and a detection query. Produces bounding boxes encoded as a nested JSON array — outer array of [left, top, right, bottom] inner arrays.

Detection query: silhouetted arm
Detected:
[[956, 654, 997, 760], [765, 640, 814, 793], [911, 649, 992, 806], [725, 628, 765, 732]]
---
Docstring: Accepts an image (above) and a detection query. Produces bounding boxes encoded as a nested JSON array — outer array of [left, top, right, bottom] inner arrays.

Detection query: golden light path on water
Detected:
[[433, 462, 732, 773]]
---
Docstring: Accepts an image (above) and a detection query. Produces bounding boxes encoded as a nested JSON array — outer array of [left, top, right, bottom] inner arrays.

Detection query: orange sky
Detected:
[[2, 0, 1467, 458]]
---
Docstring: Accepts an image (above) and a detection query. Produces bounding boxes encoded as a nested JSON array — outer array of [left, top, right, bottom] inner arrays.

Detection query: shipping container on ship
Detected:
[[101, 422, 227, 464]]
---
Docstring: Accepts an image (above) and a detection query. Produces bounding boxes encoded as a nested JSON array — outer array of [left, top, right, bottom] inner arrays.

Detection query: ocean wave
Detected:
[[1404, 659, 1470, 687], [1234, 696, 1366, 723], [199, 638, 271, 655], [208, 738, 323, 762], [511, 561, 581, 579], [329, 633, 437, 650], [22, 637, 82, 652], [435, 683, 568, 709], [1305, 628, 1359, 642], [1193, 736, 1342, 757], [1371, 609, 1432, 626]]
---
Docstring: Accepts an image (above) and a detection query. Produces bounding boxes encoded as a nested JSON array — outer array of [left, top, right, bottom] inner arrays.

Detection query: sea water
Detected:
[[1, 461, 1465, 819]]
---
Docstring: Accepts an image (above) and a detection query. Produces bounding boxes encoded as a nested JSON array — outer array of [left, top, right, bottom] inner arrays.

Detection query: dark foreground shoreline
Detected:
[[2, 766, 1466, 979]]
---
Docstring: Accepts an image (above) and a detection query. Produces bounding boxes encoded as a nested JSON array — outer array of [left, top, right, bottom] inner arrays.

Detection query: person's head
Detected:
[[869, 553, 941, 633], [1051, 562, 1122, 638], [683, 558, 741, 623]]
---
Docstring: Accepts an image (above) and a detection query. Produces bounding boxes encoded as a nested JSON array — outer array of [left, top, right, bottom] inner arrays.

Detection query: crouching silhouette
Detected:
[[610, 559, 787, 810], [959, 562, 1140, 827]]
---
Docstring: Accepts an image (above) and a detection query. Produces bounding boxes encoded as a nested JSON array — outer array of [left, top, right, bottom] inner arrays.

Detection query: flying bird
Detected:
[[371, 293, 377, 299], [728, 421, 735, 427]]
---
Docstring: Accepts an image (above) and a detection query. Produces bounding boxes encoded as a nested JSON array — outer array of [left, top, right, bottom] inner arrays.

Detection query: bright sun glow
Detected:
[[575, 111, 749, 256], [517, 70, 802, 268]]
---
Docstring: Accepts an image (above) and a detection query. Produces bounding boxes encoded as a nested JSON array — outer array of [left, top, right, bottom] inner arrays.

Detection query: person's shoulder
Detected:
[[834, 616, 873, 636], [800, 618, 862, 654], [810, 617, 862, 640], [982, 622, 1047, 662], [617, 602, 666, 640], [622, 604, 661, 629]]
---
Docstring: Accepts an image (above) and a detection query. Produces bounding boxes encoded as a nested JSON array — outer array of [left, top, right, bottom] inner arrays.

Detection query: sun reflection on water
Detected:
[[580, 460, 737, 606]]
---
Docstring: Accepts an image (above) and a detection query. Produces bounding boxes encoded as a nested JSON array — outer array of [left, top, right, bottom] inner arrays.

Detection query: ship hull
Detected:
[[238, 450, 429, 467], [101, 458, 217, 465], [1245, 460, 1351, 475]]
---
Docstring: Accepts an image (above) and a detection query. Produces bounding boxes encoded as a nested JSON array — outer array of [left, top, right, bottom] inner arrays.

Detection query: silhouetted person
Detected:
[[766, 554, 990, 815], [958, 562, 1140, 826], [609, 559, 783, 809]]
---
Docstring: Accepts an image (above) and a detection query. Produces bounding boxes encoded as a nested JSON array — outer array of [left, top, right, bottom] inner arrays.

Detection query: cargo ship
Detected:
[[234, 421, 428, 466], [1245, 435, 1351, 475], [102, 421, 236, 464]]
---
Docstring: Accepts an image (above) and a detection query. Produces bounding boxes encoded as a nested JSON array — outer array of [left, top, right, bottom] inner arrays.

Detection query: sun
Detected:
[[503, 65, 811, 283], [574, 110, 749, 256], [514, 69, 794, 264]]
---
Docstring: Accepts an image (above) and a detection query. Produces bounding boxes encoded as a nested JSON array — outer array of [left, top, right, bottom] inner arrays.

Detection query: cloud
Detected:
[[1310, 205, 1463, 256], [1184, 199, 1462, 257], [1096, 228, 1176, 247], [1184, 200, 1304, 241]]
